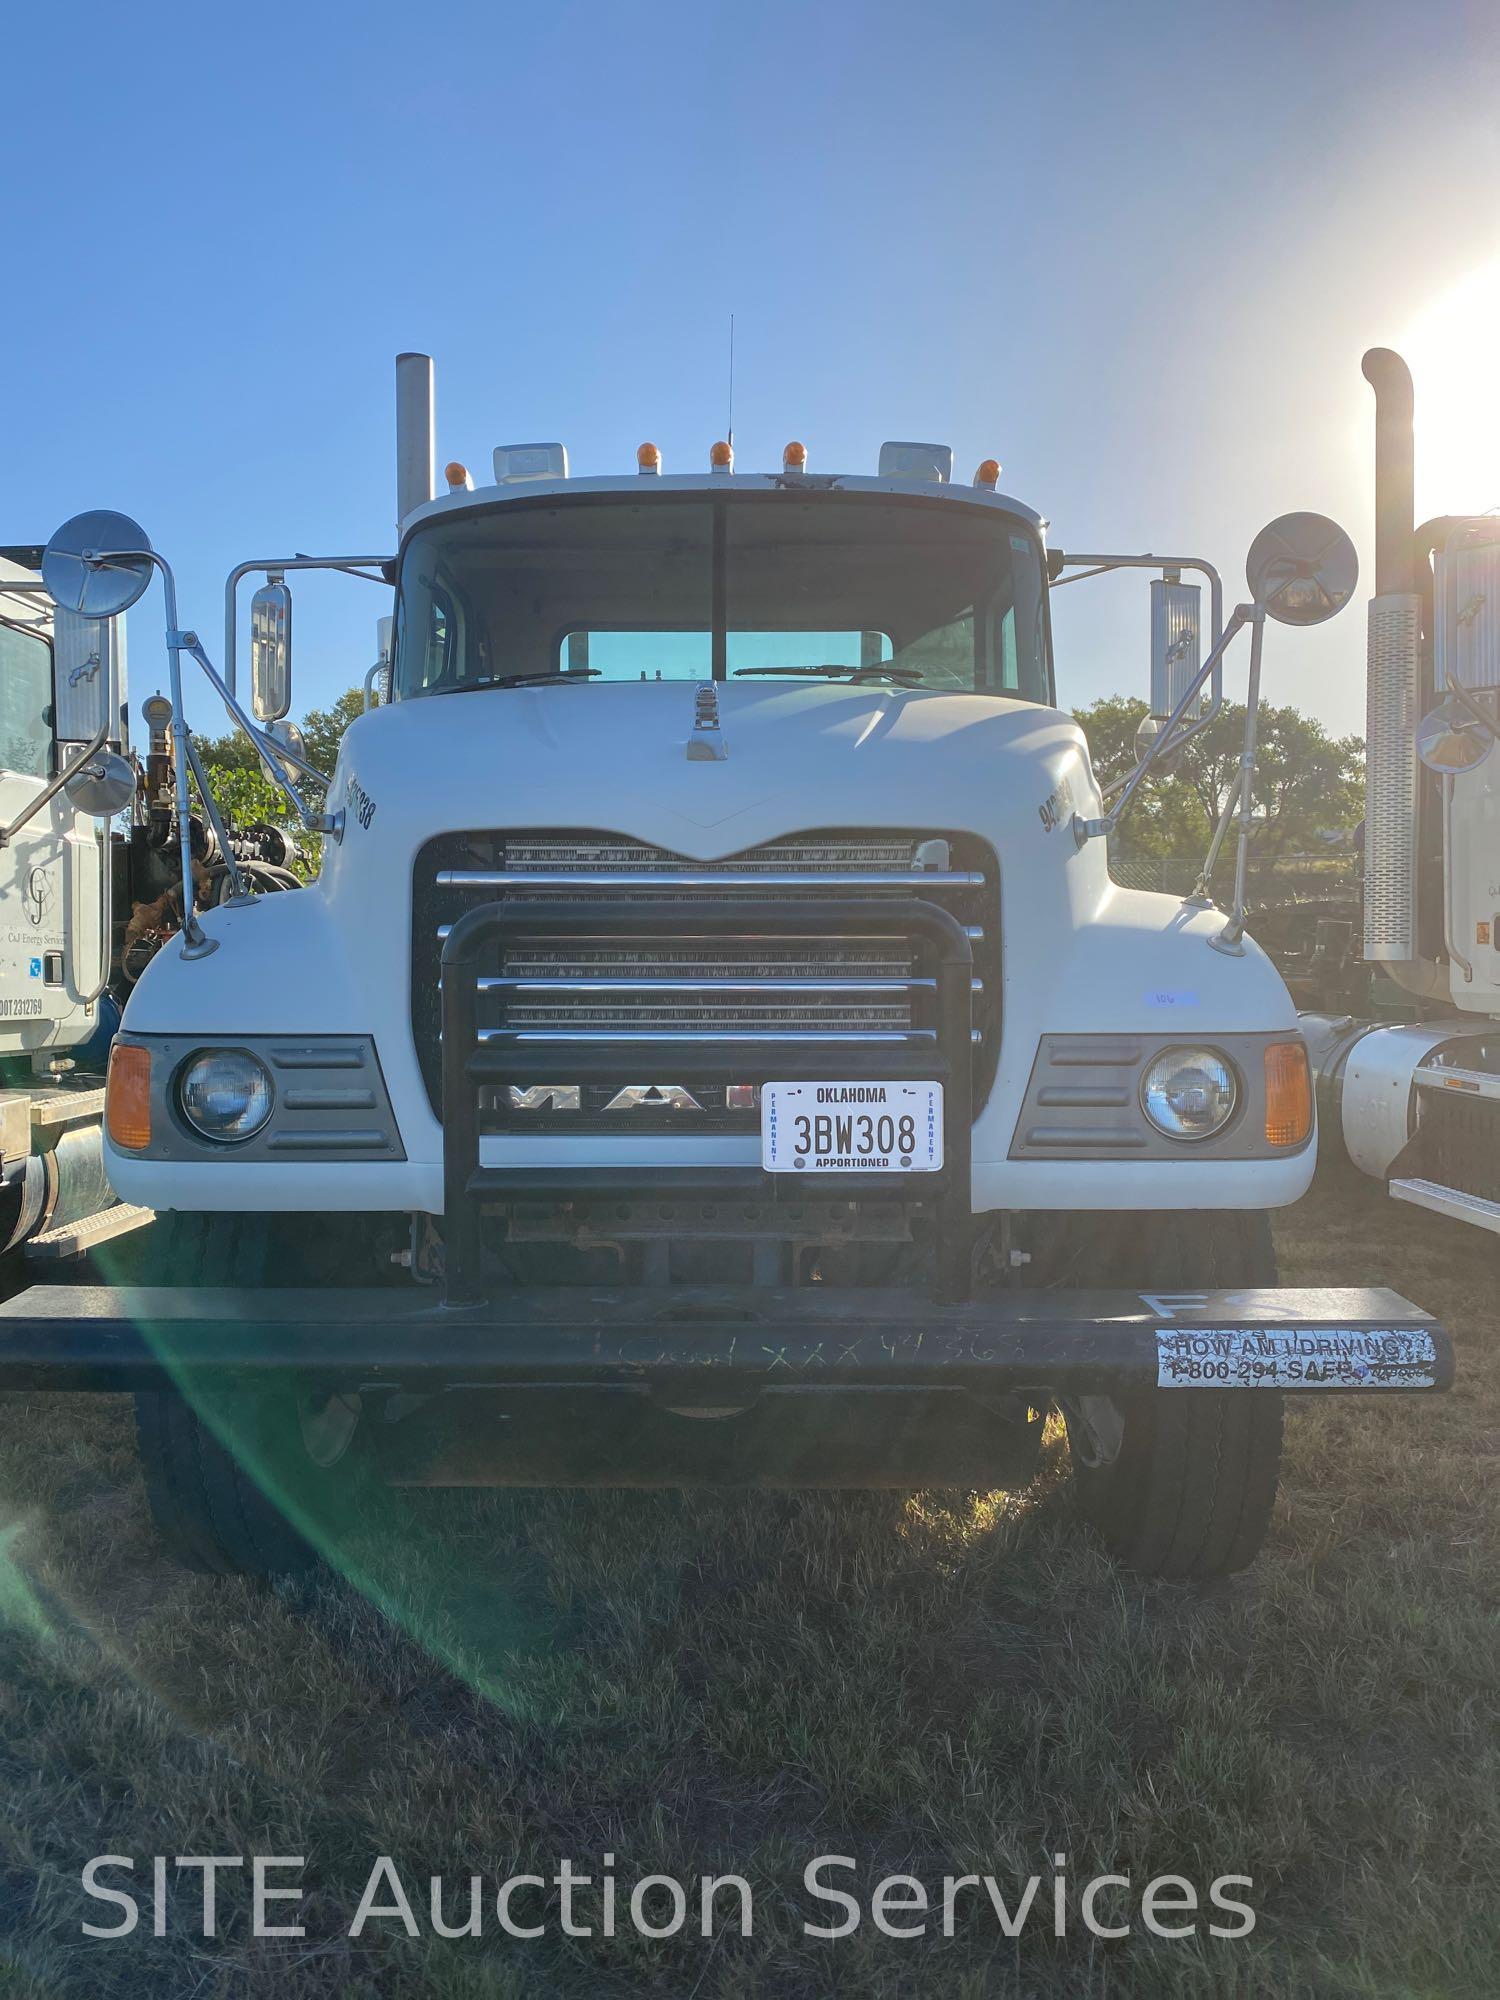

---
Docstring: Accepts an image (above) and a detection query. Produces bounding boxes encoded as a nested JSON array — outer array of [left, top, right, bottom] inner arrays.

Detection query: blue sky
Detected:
[[3, 0, 1496, 736]]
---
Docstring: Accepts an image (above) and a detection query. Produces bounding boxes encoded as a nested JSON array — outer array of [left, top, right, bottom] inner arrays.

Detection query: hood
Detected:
[[325, 680, 1094, 858]]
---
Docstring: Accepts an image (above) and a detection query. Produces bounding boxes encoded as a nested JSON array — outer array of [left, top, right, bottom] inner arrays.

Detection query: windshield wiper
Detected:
[[430, 669, 601, 694], [732, 664, 925, 686]]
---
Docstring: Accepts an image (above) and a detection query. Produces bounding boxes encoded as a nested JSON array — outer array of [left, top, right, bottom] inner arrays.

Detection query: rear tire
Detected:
[[129, 1213, 373, 1577], [1030, 1210, 1284, 1581]]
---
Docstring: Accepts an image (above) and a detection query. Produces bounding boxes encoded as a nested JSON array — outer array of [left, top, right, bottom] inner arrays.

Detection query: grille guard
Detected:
[[440, 896, 977, 1305]]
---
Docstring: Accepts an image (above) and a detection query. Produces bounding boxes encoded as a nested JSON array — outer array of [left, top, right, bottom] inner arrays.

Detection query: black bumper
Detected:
[[0, 1282, 1451, 1396]]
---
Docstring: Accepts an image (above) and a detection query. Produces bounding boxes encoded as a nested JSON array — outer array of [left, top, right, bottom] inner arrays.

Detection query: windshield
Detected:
[[393, 492, 1050, 700]]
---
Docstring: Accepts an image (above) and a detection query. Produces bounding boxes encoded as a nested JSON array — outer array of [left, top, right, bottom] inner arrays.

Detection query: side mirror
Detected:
[[63, 748, 135, 818], [52, 608, 125, 745], [1134, 711, 1186, 778], [250, 577, 292, 721], [1246, 513, 1358, 626], [41, 509, 154, 618], [1416, 695, 1496, 774], [1149, 575, 1202, 720]]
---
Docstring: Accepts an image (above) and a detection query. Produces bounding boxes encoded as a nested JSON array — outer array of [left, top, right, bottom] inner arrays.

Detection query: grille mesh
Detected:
[[412, 828, 1000, 1129]]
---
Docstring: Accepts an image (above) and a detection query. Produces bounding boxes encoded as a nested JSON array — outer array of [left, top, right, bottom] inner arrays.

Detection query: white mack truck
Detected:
[[0, 353, 1452, 1582], [0, 547, 143, 1263], [1301, 349, 1500, 1235]]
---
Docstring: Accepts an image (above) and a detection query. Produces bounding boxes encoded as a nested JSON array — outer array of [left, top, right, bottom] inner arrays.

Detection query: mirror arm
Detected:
[[1052, 553, 1226, 715], [181, 732, 251, 906], [1209, 608, 1268, 955], [362, 656, 392, 713], [179, 637, 338, 832], [1075, 604, 1250, 843], [0, 721, 112, 848], [224, 555, 392, 699]]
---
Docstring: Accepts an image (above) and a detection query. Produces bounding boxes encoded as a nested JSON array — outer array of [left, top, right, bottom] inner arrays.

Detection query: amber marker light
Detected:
[[106, 1043, 152, 1151], [637, 442, 662, 474], [709, 440, 733, 471], [782, 440, 808, 472], [974, 458, 1001, 489], [444, 460, 470, 490], [1263, 1040, 1313, 1147]]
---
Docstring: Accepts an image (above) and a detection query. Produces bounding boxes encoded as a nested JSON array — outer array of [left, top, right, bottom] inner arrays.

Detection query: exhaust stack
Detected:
[[1360, 347, 1441, 993], [396, 352, 435, 531]]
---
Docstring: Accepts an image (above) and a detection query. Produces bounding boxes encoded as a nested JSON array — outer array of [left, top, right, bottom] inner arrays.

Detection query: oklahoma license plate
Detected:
[[761, 1081, 943, 1173]]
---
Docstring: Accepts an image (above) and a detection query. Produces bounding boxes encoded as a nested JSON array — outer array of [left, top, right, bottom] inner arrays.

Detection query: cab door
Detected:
[[0, 607, 103, 1054]]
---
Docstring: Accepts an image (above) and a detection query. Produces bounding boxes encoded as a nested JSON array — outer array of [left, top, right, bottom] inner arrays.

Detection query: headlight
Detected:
[[178, 1049, 273, 1143], [1140, 1045, 1237, 1141]]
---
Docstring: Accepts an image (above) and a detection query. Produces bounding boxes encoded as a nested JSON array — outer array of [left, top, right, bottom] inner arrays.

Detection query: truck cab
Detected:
[[0, 359, 1452, 1585]]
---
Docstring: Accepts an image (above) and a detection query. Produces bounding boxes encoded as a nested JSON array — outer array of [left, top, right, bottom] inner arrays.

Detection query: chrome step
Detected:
[[25, 1202, 156, 1262], [1390, 1177, 1500, 1235]]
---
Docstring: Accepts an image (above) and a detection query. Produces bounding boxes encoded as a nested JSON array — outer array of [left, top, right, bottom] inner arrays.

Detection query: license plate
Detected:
[[761, 1081, 943, 1173]]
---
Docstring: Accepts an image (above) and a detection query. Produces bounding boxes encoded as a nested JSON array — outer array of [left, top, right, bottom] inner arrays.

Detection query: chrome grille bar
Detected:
[[436, 868, 985, 889], [473, 975, 983, 995], [476, 1027, 940, 1045], [438, 922, 987, 941]]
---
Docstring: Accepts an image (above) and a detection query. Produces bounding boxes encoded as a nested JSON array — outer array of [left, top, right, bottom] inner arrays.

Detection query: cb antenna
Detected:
[[727, 312, 735, 454]]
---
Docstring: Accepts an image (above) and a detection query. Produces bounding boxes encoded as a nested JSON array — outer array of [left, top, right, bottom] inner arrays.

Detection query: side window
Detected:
[[0, 621, 53, 780]]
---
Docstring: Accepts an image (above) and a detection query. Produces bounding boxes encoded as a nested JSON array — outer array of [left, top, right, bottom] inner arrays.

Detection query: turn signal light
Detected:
[[637, 442, 662, 474], [709, 439, 733, 470], [106, 1043, 152, 1151], [974, 458, 1001, 489], [1263, 1040, 1313, 1147], [783, 440, 807, 471]]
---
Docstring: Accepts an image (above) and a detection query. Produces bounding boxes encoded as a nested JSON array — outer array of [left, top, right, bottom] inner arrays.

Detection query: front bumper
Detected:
[[0, 1282, 1451, 1397]]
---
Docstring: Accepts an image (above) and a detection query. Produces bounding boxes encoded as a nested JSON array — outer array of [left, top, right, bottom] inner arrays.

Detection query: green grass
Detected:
[[1, 1163, 1496, 1997]]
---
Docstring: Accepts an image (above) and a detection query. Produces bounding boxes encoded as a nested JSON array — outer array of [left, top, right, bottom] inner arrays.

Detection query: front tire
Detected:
[[128, 1214, 375, 1577], [1031, 1210, 1284, 1581]]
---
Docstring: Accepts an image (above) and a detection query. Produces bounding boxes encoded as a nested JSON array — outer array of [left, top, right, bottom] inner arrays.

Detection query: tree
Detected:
[[194, 685, 371, 876], [1073, 694, 1364, 872]]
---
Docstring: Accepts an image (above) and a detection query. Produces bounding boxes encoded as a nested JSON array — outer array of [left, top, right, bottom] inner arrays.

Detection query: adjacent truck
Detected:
[[0, 550, 140, 1262], [1303, 350, 1500, 1235], [0, 546, 302, 1268], [0, 355, 1452, 1581]]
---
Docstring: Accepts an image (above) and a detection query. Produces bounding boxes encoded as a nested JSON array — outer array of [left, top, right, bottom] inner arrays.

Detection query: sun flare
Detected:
[[1401, 255, 1500, 518]]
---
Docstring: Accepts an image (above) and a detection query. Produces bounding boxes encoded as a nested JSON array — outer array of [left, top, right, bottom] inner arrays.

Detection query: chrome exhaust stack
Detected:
[[1361, 348, 1444, 997], [395, 351, 435, 532]]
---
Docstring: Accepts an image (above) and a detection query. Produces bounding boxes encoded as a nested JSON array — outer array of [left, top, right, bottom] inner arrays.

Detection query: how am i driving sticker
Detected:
[[1156, 1326, 1439, 1390]]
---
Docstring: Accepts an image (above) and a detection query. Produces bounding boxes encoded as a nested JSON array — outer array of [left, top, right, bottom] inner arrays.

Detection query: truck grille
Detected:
[[412, 829, 1000, 1130]]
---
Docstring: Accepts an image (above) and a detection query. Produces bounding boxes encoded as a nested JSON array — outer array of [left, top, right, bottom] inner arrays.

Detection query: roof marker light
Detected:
[[974, 459, 1001, 489], [637, 442, 662, 475], [783, 440, 808, 473], [444, 460, 473, 491], [710, 440, 733, 472]]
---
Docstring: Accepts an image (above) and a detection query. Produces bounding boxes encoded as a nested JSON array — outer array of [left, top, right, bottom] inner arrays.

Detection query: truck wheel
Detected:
[[1032, 1210, 1284, 1582], [129, 1214, 368, 1577]]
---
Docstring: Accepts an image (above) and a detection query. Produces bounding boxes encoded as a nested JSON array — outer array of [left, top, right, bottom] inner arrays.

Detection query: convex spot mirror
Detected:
[[63, 748, 135, 817], [1134, 711, 1187, 778], [1246, 513, 1358, 626], [42, 510, 154, 619], [1416, 696, 1497, 775], [250, 578, 293, 721]]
